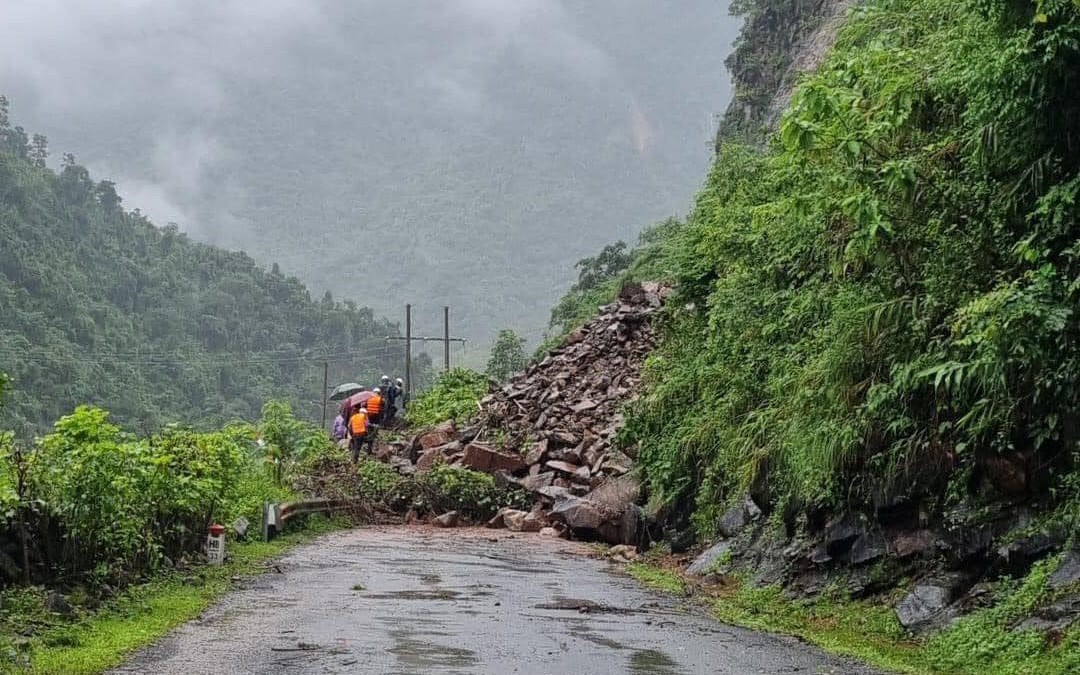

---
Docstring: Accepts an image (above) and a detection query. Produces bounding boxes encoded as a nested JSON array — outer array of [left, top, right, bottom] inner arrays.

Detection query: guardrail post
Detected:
[[262, 502, 280, 542]]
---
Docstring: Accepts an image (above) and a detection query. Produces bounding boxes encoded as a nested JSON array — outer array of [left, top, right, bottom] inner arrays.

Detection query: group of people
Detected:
[[332, 375, 406, 462]]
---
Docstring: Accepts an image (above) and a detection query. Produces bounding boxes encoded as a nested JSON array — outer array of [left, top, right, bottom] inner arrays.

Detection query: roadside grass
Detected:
[[625, 563, 687, 595], [1, 516, 348, 675], [624, 559, 1080, 675]]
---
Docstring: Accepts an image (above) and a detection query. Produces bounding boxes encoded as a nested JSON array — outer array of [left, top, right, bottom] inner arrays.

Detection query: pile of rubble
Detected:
[[393, 282, 670, 544]]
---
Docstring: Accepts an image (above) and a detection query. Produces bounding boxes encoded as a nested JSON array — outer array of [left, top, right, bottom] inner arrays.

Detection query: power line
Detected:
[[0, 345, 401, 367]]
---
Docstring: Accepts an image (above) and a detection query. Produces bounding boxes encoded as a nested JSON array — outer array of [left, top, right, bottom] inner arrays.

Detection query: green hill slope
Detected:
[[563, 0, 1080, 528], [0, 101, 407, 436]]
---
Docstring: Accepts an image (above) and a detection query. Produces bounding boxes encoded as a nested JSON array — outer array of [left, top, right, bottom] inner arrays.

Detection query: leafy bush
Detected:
[[415, 464, 522, 520], [258, 400, 333, 483], [8, 403, 306, 586], [405, 368, 488, 428], [356, 460, 406, 502]]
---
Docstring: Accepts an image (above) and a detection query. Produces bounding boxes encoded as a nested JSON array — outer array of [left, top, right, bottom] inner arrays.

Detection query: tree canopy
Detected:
[[485, 329, 527, 383], [0, 99, 412, 436]]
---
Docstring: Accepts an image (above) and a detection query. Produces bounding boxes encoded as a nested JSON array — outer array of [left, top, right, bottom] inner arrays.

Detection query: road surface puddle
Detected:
[[535, 597, 638, 614], [629, 649, 681, 675], [387, 630, 479, 670], [364, 589, 463, 601]]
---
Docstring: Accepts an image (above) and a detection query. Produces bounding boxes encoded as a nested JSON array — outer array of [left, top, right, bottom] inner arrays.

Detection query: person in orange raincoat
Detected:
[[347, 404, 368, 463]]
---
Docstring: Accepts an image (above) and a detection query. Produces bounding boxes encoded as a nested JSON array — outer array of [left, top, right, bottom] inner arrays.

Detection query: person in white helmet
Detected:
[[382, 375, 400, 423]]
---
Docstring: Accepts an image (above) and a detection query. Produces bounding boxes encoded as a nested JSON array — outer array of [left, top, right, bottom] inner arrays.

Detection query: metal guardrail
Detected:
[[261, 498, 366, 541]]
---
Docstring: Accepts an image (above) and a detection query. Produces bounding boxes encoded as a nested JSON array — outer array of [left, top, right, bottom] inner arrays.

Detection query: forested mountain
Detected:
[[0, 0, 742, 352], [0, 100, 407, 437]]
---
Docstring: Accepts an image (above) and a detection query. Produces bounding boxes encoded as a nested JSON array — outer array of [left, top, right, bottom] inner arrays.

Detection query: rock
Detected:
[[609, 544, 639, 563], [523, 440, 549, 465], [1014, 615, 1073, 634], [546, 459, 584, 476], [550, 496, 606, 531], [44, 592, 74, 617], [433, 511, 460, 528], [539, 526, 563, 538], [501, 509, 532, 532], [997, 532, 1058, 571], [520, 471, 556, 493], [668, 528, 696, 554], [716, 496, 762, 538], [890, 529, 936, 558], [1049, 550, 1080, 590], [522, 509, 549, 532], [486, 508, 511, 529], [434, 419, 457, 436], [405, 508, 420, 524], [459, 425, 481, 444], [687, 540, 734, 576], [585, 474, 641, 511], [808, 544, 832, 565], [849, 532, 887, 565], [571, 399, 598, 413], [824, 514, 863, 556], [460, 443, 527, 474], [537, 485, 572, 502], [551, 431, 581, 447], [895, 576, 964, 631], [416, 448, 444, 471], [419, 430, 453, 450]]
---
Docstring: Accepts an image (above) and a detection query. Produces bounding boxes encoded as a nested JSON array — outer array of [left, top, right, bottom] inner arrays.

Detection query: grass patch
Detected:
[[2, 516, 348, 675], [708, 574, 1080, 675], [625, 563, 687, 595], [623, 560, 1079, 675], [709, 583, 924, 674]]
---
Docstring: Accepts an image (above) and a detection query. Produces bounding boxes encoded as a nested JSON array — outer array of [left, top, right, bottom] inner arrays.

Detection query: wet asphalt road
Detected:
[[113, 527, 880, 675]]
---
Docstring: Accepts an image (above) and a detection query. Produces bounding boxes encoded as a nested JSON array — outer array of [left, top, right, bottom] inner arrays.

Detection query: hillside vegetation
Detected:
[[563, 0, 1080, 536], [0, 99, 408, 436]]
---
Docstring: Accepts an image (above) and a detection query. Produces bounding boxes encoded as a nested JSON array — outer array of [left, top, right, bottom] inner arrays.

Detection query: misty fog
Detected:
[[0, 0, 740, 357]]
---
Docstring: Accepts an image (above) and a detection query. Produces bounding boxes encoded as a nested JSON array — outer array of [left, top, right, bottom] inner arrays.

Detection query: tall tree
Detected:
[[485, 329, 527, 383]]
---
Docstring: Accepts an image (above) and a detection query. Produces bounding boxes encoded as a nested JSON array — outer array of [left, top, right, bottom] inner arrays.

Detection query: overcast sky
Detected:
[[0, 0, 740, 351]]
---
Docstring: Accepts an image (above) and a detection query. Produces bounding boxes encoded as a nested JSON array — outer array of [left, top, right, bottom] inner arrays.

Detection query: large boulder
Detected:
[[585, 474, 641, 512], [550, 496, 606, 531], [894, 575, 964, 631], [419, 430, 454, 450], [1049, 550, 1080, 590], [459, 443, 527, 474], [715, 496, 762, 538], [433, 511, 460, 528]]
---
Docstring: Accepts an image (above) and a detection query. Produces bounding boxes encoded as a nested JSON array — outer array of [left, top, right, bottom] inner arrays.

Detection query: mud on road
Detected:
[[113, 527, 880, 674]]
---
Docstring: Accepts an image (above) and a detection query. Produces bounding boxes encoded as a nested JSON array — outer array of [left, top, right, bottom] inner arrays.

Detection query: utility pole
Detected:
[[405, 304, 412, 398], [444, 306, 451, 372], [320, 361, 329, 429], [386, 304, 466, 396]]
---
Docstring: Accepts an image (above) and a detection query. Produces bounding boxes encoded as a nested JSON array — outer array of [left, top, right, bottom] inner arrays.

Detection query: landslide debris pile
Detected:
[[392, 281, 670, 542]]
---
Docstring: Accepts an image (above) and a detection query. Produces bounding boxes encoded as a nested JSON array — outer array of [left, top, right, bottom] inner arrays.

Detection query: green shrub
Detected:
[[416, 464, 527, 519], [17, 404, 305, 584], [356, 460, 406, 501], [258, 400, 332, 483], [406, 368, 488, 428]]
